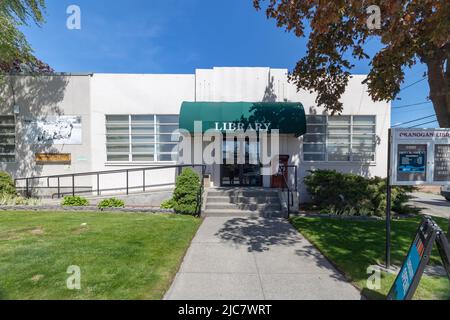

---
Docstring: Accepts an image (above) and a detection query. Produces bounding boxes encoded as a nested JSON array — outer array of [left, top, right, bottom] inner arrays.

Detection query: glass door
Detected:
[[221, 139, 240, 186], [221, 137, 262, 187]]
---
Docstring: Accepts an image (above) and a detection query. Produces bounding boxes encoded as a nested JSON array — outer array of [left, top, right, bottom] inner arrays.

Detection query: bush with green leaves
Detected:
[[0, 194, 40, 206], [98, 198, 125, 210], [160, 199, 176, 210], [172, 168, 201, 215], [61, 196, 89, 207], [0, 171, 16, 196], [304, 170, 417, 217]]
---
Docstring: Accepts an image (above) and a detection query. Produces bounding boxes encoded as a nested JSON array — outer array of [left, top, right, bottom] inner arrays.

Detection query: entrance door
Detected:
[[221, 137, 262, 187]]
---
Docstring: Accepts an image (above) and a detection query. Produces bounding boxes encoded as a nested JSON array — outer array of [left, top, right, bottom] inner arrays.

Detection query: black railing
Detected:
[[279, 165, 298, 219], [15, 164, 206, 202], [286, 165, 298, 193]]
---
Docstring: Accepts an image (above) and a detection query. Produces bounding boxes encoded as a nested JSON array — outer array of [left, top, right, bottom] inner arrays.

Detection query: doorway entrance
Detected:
[[220, 136, 262, 187]]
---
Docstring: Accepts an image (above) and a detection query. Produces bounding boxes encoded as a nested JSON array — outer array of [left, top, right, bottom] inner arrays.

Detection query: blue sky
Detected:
[[22, 0, 437, 127]]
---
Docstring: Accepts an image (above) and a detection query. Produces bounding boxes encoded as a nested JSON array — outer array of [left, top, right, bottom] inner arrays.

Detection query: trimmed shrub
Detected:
[[172, 168, 201, 215], [0, 171, 16, 196], [98, 198, 125, 209], [160, 199, 176, 210], [61, 196, 89, 207], [0, 194, 41, 206], [304, 170, 417, 217]]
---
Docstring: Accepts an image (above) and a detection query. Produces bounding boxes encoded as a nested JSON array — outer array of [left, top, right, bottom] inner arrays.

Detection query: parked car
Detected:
[[442, 185, 450, 201]]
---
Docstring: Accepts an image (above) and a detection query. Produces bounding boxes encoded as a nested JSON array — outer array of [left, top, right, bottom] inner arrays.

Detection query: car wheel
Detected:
[[446, 197, 450, 202]]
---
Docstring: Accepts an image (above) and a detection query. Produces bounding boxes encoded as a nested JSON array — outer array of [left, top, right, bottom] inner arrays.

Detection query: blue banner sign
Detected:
[[388, 219, 436, 300], [398, 152, 426, 173], [389, 237, 424, 300]]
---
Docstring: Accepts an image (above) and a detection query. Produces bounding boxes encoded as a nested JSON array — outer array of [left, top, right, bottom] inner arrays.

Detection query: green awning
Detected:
[[179, 102, 306, 137]]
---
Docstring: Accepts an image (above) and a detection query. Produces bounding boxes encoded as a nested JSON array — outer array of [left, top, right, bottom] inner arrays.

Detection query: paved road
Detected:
[[165, 217, 362, 300], [409, 192, 450, 219]]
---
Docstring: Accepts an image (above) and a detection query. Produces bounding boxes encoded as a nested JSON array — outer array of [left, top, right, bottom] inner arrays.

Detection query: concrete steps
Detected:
[[202, 209, 285, 218], [206, 203, 281, 211], [206, 196, 280, 204], [203, 188, 285, 218]]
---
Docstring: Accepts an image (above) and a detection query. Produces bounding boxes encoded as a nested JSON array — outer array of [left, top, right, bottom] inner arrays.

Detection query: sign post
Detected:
[[386, 129, 392, 269]]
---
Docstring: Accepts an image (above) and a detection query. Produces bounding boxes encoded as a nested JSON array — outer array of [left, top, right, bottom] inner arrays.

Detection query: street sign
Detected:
[[388, 217, 450, 300], [390, 128, 450, 186]]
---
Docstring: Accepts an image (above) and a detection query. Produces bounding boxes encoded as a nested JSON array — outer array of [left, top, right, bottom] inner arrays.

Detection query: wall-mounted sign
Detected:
[[35, 153, 72, 165], [390, 129, 450, 186], [26, 116, 82, 145], [214, 122, 272, 132], [397, 144, 427, 182]]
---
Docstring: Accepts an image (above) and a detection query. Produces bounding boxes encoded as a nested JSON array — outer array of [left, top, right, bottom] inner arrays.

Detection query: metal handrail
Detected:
[[285, 165, 298, 192], [15, 164, 206, 201], [15, 164, 198, 181], [279, 165, 297, 219]]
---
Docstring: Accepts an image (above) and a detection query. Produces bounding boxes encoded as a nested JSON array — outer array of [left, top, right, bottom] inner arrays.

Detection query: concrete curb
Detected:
[[0, 205, 175, 214], [294, 213, 419, 221], [294, 213, 383, 221]]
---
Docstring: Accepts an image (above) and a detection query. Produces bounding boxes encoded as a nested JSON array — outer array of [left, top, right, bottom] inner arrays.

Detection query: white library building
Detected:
[[0, 67, 390, 202]]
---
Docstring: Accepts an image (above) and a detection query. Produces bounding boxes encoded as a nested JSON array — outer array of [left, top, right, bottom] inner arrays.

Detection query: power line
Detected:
[[392, 114, 436, 127], [392, 101, 432, 109], [399, 76, 428, 92], [408, 120, 438, 128], [392, 105, 433, 113]]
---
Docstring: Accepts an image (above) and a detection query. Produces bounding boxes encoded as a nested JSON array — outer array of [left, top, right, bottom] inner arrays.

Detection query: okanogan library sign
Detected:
[[385, 128, 450, 271], [390, 128, 450, 186]]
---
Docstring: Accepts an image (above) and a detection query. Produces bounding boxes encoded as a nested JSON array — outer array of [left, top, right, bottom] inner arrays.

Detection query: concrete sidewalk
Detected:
[[165, 217, 362, 300], [409, 192, 450, 219]]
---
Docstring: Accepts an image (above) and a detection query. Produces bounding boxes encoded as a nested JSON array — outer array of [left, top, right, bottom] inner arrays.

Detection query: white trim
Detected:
[[302, 161, 377, 167], [105, 161, 177, 167], [303, 114, 377, 164]]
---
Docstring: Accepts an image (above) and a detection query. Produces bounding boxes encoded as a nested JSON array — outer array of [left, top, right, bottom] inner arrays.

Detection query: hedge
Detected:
[[304, 170, 416, 217]]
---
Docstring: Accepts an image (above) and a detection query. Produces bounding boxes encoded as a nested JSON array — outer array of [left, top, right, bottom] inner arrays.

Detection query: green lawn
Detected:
[[0, 211, 201, 300], [291, 216, 450, 300]]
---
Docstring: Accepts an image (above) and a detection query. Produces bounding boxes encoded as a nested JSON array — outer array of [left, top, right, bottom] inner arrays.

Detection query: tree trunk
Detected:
[[425, 54, 450, 128]]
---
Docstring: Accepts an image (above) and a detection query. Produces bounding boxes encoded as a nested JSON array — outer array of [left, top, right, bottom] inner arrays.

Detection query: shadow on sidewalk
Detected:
[[215, 217, 359, 285], [215, 217, 300, 252]]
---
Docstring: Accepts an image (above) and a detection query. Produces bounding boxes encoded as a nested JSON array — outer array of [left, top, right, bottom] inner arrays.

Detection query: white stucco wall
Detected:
[[195, 67, 391, 198], [0, 75, 93, 195], [288, 75, 391, 200], [1, 67, 390, 201], [89, 73, 195, 192]]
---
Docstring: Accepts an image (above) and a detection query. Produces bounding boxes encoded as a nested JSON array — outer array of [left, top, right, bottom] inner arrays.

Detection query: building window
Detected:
[[106, 115, 179, 162], [303, 115, 376, 162], [0, 116, 16, 163]]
